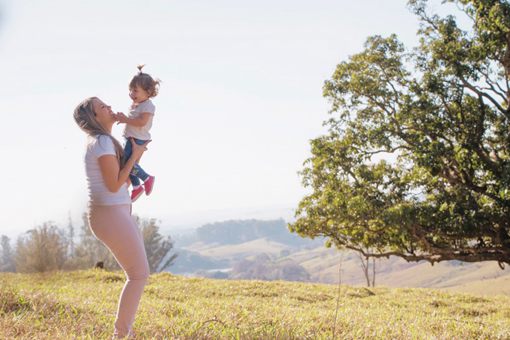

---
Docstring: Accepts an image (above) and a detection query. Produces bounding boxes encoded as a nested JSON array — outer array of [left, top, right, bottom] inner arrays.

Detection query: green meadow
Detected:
[[1, 269, 509, 339]]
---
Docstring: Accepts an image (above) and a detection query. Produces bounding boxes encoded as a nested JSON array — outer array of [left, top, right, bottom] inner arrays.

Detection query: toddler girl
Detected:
[[116, 65, 159, 202]]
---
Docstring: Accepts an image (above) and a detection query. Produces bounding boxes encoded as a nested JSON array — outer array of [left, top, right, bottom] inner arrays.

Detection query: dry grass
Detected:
[[1, 269, 510, 339]]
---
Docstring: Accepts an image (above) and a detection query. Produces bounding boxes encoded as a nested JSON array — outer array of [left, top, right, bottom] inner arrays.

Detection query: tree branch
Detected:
[[460, 76, 509, 118], [479, 67, 508, 103], [333, 236, 510, 266]]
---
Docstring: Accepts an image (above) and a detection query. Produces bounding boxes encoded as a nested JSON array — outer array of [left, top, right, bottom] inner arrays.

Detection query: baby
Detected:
[[116, 65, 160, 202]]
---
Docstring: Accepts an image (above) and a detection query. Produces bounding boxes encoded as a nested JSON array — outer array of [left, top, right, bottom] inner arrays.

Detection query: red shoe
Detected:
[[144, 176, 155, 196], [131, 186, 145, 202]]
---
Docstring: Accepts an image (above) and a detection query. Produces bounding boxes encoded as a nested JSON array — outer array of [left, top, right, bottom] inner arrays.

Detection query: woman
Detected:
[[74, 97, 150, 338]]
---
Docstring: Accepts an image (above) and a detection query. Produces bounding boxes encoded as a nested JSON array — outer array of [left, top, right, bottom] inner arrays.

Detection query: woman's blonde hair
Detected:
[[129, 64, 160, 97], [73, 97, 125, 166]]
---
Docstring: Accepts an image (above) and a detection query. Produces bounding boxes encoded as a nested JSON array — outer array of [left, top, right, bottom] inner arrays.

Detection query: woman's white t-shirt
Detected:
[[85, 135, 131, 206]]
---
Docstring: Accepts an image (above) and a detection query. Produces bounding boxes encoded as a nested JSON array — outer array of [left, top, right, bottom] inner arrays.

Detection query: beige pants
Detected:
[[88, 204, 150, 338]]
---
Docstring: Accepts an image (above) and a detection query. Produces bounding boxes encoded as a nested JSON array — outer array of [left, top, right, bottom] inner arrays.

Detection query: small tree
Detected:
[[67, 213, 75, 258], [15, 223, 67, 272], [136, 216, 177, 273], [0, 235, 15, 272], [357, 251, 376, 287]]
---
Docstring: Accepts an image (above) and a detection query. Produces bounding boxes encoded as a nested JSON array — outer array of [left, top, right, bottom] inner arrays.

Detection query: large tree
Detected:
[[290, 0, 510, 266]]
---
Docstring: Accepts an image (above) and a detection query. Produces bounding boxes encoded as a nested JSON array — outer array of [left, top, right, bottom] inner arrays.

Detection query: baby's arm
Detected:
[[116, 112, 152, 127]]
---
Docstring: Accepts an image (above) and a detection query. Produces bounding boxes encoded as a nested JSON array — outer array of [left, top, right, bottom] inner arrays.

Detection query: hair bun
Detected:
[[137, 64, 145, 73]]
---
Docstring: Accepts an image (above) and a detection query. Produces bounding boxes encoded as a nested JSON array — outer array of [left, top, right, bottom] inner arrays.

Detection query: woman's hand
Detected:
[[130, 138, 151, 160]]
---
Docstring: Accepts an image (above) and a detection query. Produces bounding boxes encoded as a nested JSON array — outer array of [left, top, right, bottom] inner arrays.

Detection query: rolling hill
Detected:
[[168, 219, 510, 296]]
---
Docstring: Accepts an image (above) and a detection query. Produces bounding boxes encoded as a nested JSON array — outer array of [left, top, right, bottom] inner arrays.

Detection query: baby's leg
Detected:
[[133, 138, 147, 164], [130, 139, 151, 181], [122, 138, 133, 164]]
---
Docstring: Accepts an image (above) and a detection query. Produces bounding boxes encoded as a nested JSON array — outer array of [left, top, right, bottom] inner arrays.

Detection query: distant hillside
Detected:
[[193, 219, 316, 247], [285, 246, 510, 295], [170, 249, 230, 275], [184, 238, 289, 259], [172, 237, 305, 276], [168, 218, 510, 295], [1, 270, 509, 339], [170, 219, 322, 278], [442, 275, 510, 296]]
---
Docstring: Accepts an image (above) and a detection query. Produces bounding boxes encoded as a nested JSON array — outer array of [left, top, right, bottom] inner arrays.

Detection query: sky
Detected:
[[0, 0, 459, 239]]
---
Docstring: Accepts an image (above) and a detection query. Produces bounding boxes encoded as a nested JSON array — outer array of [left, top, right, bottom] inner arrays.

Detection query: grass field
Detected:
[[1, 269, 510, 339]]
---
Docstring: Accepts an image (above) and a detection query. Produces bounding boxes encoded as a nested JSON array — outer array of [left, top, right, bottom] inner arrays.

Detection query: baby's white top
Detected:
[[124, 99, 155, 140], [85, 135, 131, 206]]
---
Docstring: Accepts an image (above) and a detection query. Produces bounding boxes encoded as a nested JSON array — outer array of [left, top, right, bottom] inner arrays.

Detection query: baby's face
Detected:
[[129, 85, 150, 103]]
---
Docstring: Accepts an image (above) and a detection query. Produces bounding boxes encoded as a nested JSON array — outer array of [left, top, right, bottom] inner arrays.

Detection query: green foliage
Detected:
[[136, 216, 177, 273], [291, 0, 510, 264], [0, 236, 15, 272], [1, 270, 509, 339], [14, 223, 67, 273], [7, 213, 177, 273]]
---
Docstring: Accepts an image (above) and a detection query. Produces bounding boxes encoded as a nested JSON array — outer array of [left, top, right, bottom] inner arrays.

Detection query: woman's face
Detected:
[[92, 98, 115, 128]]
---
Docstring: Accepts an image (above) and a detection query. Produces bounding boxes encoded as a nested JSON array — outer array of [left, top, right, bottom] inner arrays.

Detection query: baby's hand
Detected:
[[115, 112, 129, 124]]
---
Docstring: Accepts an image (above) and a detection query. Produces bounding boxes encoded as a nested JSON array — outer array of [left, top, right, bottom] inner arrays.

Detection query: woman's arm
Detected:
[[98, 139, 150, 192]]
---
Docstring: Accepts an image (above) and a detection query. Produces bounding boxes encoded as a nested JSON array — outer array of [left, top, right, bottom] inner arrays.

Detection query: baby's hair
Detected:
[[129, 64, 160, 98]]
